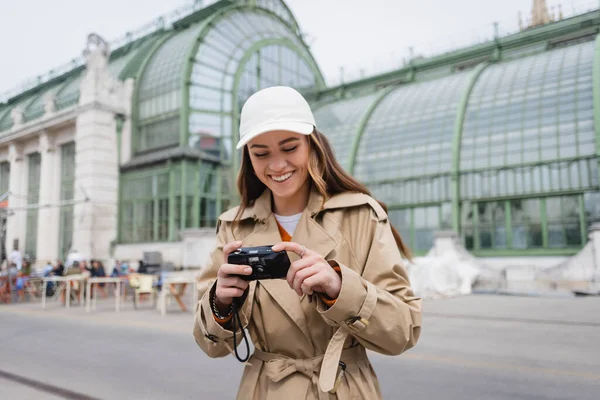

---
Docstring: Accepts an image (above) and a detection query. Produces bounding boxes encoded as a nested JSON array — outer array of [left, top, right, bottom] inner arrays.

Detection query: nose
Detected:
[[269, 156, 287, 173]]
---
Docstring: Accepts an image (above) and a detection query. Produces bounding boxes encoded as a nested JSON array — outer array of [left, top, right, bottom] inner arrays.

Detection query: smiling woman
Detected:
[[193, 86, 421, 400], [247, 132, 311, 216]]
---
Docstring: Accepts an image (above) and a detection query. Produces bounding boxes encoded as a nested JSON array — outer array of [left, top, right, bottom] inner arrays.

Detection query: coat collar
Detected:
[[218, 186, 386, 348], [219, 187, 387, 223]]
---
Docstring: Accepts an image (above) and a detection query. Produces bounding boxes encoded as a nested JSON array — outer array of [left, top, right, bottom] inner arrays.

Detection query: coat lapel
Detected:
[[243, 216, 312, 344], [239, 188, 340, 347]]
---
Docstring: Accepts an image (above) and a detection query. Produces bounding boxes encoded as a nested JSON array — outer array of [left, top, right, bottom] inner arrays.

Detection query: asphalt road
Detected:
[[0, 295, 599, 399]]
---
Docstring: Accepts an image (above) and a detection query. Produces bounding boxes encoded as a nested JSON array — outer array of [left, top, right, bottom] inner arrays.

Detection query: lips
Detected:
[[271, 171, 293, 182]]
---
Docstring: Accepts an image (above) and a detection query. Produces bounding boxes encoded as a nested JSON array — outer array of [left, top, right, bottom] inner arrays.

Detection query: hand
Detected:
[[271, 242, 341, 299], [214, 240, 252, 311]]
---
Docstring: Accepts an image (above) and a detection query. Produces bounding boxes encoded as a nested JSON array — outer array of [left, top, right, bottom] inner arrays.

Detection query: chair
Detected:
[[128, 274, 157, 309], [25, 277, 43, 300]]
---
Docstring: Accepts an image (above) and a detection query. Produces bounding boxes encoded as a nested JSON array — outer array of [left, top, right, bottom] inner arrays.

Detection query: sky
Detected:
[[1, 0, 598, 97]]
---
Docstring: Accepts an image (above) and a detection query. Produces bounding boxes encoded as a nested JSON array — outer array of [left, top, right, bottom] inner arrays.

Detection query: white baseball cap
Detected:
[[236, 86, 316, 150]]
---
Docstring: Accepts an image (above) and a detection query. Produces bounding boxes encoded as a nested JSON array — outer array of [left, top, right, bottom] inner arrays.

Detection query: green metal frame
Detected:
[[129, 32, 176, 156], [230, 36, 325, 160], [261, 0, 303, 34], [227, 37, 324, 202], [593, 32, 600, 178], [120, 165, 173, 243], [450, 62, 488, 231], [463, 193, 589, 254], [178, 4, 325, 214], [184, 4, 325, 147], [309, 10, 600, 100], [347, 85, 396, 174], [120, 4, 326, 243], [472, 248, 580, 257]]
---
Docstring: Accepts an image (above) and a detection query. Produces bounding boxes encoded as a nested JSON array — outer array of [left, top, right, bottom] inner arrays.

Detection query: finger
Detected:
[[272, 242, 313, 258], [222, 241, 243, 262], [218, 263, 252, 278], [292, 266, 320, 296], [217, 287, 246, 299], [219, 276, 250, 291], [300, 275, 324, 295], [286, 256, 319, 287]]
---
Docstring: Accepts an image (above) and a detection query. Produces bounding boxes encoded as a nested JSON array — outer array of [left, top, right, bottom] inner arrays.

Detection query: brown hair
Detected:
[[235, 130, 412, 260]]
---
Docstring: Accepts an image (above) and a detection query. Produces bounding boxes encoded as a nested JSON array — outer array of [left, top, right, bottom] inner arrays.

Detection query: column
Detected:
[[71, 34, 126, 263], [35, 131, 59, 265], [5, 143, 25, 256]]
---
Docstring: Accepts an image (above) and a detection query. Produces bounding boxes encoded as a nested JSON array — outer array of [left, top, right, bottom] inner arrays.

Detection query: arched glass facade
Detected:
[[313, 93, 378, 170], [353, 73, 471, 251], [5, 0, 594, 255], [119, 4, 323, 243], [459, 40, 598, 253], [311, 36, 599, 255], [188, 7, 319, 163]]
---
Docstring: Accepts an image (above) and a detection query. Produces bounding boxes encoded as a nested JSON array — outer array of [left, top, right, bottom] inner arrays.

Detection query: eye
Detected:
[[253, 152, 268, 158], [282, 146, 297, 153]]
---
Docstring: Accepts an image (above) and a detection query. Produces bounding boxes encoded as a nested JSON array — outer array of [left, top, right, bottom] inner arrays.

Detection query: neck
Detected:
[[272, 181, 311, 216]]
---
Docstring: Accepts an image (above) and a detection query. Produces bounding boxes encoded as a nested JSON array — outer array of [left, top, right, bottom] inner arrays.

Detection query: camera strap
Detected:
[[231, 298, 250, 363]]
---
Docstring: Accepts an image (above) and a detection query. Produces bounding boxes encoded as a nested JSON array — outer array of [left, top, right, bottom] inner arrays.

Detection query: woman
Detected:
[[194, 86, 422, 399]]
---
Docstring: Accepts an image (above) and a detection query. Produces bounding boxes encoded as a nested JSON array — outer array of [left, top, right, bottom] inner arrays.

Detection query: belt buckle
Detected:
[[328, 361, 347, 394]]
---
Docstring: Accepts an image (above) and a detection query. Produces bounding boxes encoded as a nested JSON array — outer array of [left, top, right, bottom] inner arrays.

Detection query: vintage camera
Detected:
[[228, 245, 291, 281]]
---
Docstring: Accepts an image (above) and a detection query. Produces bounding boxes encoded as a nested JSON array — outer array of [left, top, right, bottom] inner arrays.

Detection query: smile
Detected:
[[271, 172, 293, 182]]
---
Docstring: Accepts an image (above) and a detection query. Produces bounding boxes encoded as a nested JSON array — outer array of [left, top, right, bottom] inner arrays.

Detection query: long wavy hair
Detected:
[[235, 129, 412, 260]]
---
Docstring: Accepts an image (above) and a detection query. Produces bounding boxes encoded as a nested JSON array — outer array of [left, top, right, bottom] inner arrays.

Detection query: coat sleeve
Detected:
[[316, 208, 422, 356], [193, 220, 252, 358]]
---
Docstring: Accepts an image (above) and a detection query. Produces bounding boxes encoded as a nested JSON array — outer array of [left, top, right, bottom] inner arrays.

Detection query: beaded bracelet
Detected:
[[211, 292, 233, 320]]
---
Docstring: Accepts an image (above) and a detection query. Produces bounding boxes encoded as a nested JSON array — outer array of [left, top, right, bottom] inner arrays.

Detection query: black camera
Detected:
[[228, 246, 291, 281]]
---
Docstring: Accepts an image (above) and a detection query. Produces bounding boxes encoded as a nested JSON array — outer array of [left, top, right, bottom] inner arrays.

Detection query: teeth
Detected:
[[272, 172, 292, 182]]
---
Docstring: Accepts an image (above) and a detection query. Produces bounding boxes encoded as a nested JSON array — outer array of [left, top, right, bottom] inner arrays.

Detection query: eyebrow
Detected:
[[249, 137, 300, 149]]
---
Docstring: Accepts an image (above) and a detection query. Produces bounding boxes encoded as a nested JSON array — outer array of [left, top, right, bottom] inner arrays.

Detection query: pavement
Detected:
[[0, 294, 599, 399]]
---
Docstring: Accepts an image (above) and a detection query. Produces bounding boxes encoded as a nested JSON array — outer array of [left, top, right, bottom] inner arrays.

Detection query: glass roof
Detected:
[[0, 42, 151, 129], [460, 40, 596, 199], [353, 72, 471, 205], [254, 0, 298, 31], [0, 95, 39, 133], [137, 23, 206, 121], [186, 7, 319, 159], [313, 93, 378, 170], [0, 106, 12, 131]]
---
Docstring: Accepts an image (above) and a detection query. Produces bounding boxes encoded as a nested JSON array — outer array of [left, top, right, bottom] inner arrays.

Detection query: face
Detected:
[[247, 130, 311, 202]]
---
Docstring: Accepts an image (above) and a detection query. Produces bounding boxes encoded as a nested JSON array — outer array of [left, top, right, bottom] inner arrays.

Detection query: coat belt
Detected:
[[251, 345, 367, 399]]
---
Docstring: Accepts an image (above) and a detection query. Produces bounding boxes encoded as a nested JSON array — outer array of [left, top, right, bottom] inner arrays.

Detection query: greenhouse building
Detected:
[[0, 0, 598, 271]]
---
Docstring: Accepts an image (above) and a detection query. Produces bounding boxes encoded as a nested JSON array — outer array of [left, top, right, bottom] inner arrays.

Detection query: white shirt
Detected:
[[66, 251, 84, 268], [274, 212, 303, 237], [10, 250, 22, 270]]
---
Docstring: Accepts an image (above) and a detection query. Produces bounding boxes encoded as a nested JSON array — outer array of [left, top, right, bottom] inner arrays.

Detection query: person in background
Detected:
[[10, 247, 22, 271], [51, 260, 65, 277], [91, 260, 108, 298], [66, 249, 84, 268], [111, 260, 122, 277], [43, 261, 54, 276]]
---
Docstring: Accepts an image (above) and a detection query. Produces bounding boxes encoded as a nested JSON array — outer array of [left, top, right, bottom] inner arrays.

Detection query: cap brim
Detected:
[[236, 121, 314, 149]]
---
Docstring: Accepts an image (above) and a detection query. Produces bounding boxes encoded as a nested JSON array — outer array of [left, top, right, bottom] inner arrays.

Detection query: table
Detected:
[[86, 277, 127, 312], [41, 275, 85, 309], [159, 275, 199, 316]]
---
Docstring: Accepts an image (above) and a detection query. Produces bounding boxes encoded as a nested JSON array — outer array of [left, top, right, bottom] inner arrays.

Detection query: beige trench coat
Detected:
[[193, 188, 422, 400]]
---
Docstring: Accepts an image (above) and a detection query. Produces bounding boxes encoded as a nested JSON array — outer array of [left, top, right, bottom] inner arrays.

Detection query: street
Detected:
[[1, 294, 599, 399]]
